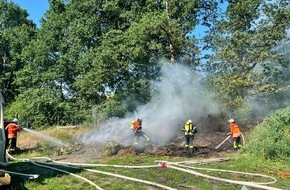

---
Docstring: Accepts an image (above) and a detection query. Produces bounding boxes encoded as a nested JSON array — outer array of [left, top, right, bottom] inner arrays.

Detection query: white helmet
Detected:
[[228, 119, 235, 123], [12, 118, 19, 123], [187, 120, 192, 123], [137, 118, 142, 122]]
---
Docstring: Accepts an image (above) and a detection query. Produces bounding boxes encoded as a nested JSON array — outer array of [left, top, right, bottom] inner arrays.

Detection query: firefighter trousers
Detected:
[[184, 135, 194, 149], [7, 138, 17, 152]]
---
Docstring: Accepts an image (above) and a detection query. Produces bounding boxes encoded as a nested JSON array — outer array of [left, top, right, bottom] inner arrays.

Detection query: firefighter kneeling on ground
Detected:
[[131, 118, 150, 145], [228, 119, 242, 149], [183, 119, 197, 157], [5, 118, 23, 154]]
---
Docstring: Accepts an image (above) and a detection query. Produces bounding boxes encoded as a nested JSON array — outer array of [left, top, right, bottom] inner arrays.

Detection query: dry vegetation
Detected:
[[16, 124, 242, 163]]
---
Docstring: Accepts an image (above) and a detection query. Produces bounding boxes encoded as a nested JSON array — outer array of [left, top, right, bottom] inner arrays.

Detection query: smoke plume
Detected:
[[80, 63, 220, 146]]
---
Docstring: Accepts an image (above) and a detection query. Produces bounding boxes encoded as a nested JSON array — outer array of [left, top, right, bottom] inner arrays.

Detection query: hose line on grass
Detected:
[[33, 157, 282, 190], [160, 159, 277, 185], [6, 152, 103, 190], [50, 160, 160, 169], [6, 153, 175, 190], [29, 161, 103, 190], [31, 160, 176, 190], [155, 161, 281, 190], [0, 169, 39, 179], [86, 168, 177, 190], [171, 162, 277, 185], [182, 166, 277, 185], [7, 152, 281, 190]]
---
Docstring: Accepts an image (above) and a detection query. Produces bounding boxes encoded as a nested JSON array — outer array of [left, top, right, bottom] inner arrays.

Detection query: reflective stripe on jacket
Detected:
[[183, 122, 196, 135], [230, 122, 240, 137], [5, 123, 22, 138]]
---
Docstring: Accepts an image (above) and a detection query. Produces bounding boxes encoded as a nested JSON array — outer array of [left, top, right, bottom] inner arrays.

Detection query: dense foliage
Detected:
[[243, 105, 290, 160], [0, 0, 36, 103], [205, 0, 290, 118]]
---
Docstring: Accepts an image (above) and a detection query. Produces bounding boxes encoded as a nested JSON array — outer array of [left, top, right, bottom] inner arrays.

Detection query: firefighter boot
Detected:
[[11, 148, 15, 154], [233, 141, 238, 149], [7, 144, 12, 153], [184, 145, 189, 157], [186, 150, 191, 158], [189, 147, 193, 157]]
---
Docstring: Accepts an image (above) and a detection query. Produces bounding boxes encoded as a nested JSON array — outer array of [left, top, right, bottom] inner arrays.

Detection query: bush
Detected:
[[92, 98, 129, 125], [242, 106, 290, 160], [5, 88, 93, 128]]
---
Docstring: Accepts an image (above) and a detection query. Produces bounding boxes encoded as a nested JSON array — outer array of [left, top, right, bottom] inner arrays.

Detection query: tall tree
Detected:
[[0, 0, 36, 103], [15, 0, 214, 126], [204, 0, 290, 117]]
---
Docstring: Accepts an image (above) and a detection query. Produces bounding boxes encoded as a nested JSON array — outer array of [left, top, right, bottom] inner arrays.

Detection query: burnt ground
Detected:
[[16, 116, 252, 163], [14, 111, 255, 163], [47, 131, 240, 163]]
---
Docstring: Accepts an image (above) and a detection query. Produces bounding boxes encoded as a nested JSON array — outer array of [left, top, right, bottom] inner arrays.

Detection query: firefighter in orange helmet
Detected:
[[131, 118, 150, 144], [228, 119, 242, 149], [5, 118, 23, 153]]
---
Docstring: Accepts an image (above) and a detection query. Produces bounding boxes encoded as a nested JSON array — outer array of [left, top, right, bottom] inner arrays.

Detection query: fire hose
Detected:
[[6, 152, 103, 190], [215, 133, 245, 150], [155, 161, 281, 190], [35, 158, 282, 190], [5, 152, 175, 190], [0, 169, 39, 180], [6, 152, 281, 190], [37, 161, 176, 190], [30, 161, 103, 190], [21, 155, 284, 190]]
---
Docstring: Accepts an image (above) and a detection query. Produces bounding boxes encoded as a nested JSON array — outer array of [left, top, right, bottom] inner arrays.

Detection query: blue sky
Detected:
[[11, 0, 49, 27], [9, 0, 210, 37]]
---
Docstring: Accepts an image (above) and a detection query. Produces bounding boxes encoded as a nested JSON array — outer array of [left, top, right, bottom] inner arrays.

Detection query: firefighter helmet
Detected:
[[228, 119, 235, 123], [12, 118, 18, 123], [187, 120, 192, 123], [137, 118, 142, 122]]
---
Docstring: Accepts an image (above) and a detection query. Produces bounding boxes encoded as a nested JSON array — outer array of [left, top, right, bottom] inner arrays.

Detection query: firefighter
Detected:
[[131, 118, 150, 144], [183, 119, 197, 157], [227, 119, 242, 149], [5, 118, 22, 153]]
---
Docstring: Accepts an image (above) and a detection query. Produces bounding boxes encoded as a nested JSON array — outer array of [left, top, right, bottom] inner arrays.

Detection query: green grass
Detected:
[[3, 153, 290, 190], [4, 126, 290, 190]]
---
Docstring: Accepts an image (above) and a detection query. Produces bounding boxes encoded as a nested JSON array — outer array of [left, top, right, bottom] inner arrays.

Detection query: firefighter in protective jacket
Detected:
[[131, 118, 150, 144], [228, 119, 242, 149], [5, 118, 22, 153], [183, 119, 197, 156]]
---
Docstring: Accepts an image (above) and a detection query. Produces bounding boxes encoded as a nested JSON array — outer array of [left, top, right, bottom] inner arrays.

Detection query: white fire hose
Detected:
[[215, 133, 245, 150]]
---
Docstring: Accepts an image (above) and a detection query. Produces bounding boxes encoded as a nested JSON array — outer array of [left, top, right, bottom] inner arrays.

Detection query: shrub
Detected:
[[242, 106, 290, 160]]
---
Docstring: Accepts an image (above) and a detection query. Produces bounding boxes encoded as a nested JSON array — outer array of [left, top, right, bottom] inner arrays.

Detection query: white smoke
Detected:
[[80, 63, 220, 146]]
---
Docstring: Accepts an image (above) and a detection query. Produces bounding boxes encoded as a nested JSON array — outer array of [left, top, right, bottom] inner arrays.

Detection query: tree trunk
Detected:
[[166, 0, 175, 64]]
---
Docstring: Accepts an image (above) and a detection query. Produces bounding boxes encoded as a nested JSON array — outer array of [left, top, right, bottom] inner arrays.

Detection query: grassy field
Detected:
[[2, 126, 290, 190]]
